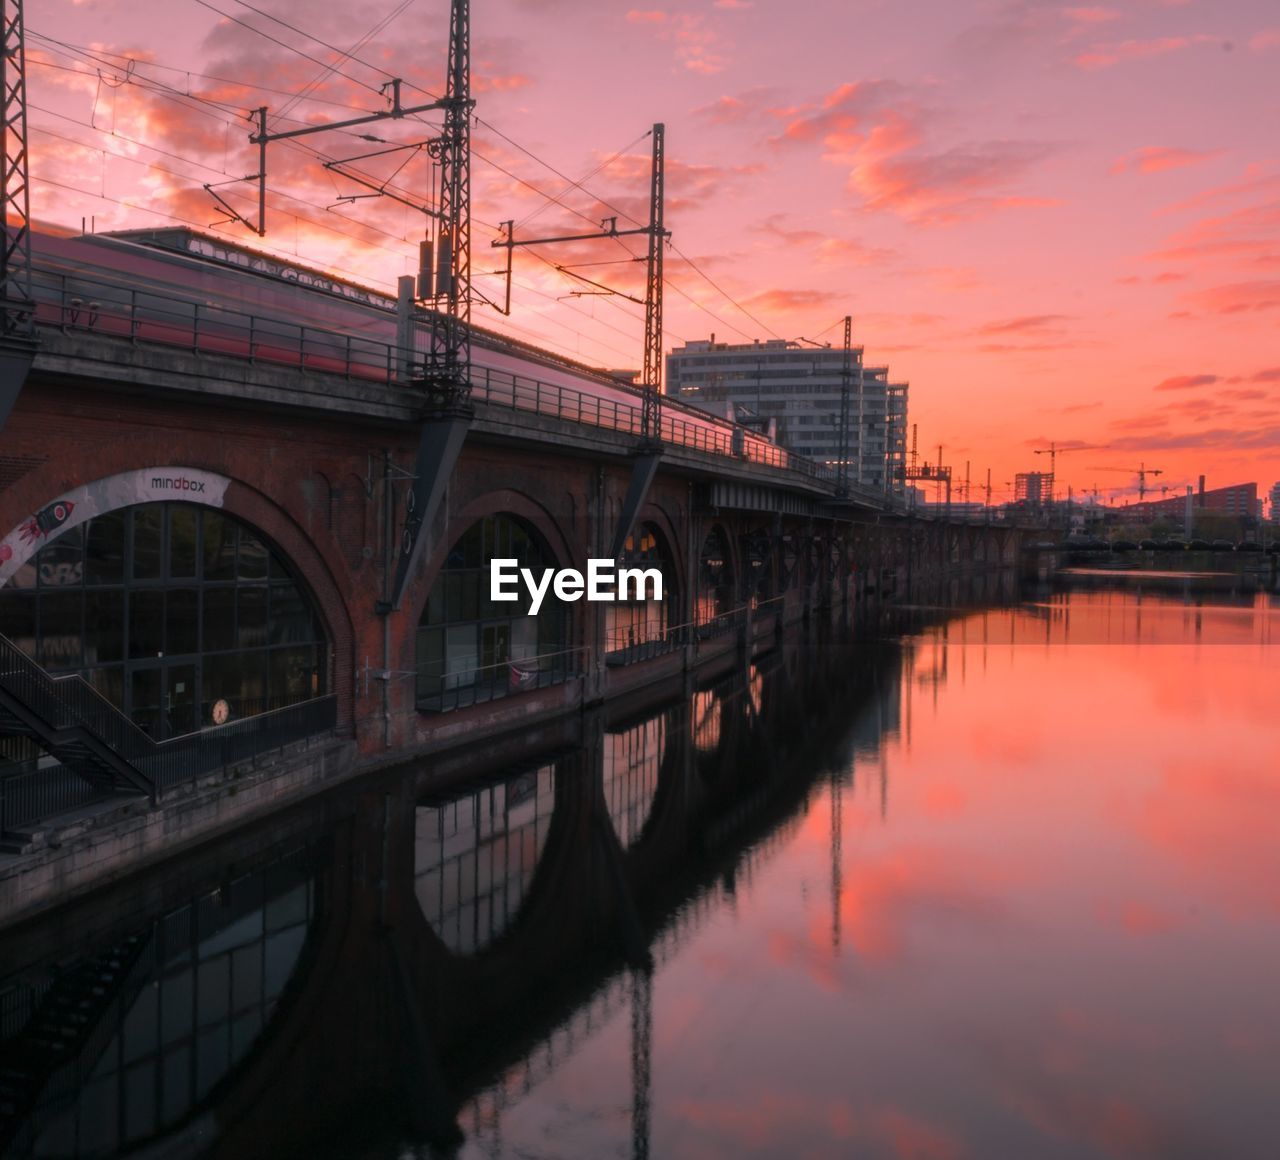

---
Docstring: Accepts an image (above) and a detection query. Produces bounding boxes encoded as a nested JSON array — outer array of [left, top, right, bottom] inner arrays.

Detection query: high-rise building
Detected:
[[1269, 481, 1280, 524], [665, 338, 908, 494], [1015, 472, 1052, 508]]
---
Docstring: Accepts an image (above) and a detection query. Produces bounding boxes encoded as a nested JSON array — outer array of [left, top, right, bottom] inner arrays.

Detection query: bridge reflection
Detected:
[[0, 588, 1002, 1158]]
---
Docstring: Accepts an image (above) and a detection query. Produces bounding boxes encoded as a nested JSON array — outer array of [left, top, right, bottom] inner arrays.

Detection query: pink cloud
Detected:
[[1063, 6, 1121, 24], [1075, 34, 1218, 71], [1111, 146, 1224, 175], [625, 9, 667, 23], [1249, 28, 1280, 52]]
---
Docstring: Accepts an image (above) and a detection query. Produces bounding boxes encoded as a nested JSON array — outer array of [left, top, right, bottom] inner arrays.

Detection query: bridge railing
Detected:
[[29, 261, 867, 497], [414, 644, 583, 713]]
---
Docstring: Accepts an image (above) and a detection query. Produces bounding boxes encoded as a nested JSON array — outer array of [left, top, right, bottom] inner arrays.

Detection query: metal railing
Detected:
[[1, 628, 338, 836], [1, 694, 336, 838], [415, 645, 582, 713], [29, 261, 874, 496], [0, 634, 156, 777]]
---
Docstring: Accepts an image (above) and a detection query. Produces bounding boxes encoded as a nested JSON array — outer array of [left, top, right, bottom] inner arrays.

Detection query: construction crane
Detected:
[[1032, 442, 1108, 504], [1087, 462, 1163, 502]]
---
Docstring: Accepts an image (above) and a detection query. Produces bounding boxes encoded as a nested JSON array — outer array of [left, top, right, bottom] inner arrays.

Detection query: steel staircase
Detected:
[[0, 631, 154, 800]]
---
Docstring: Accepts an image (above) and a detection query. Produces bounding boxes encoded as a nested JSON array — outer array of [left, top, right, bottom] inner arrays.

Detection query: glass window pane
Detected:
[[85, 591, 125, 664], [130, 590, 165, 659], [269, 583, 312, 645], [237, 587, 267, 649], [169, 507, 198, 578], [196, 955, 230, 1025], [133, 507, 163, 580], [268, 646, 313, 707], [39, 591, 83, 669], [203, 514, 236, 581], [202, 587, 235, 653], [88, 665, 124, 710], [85, 510, 126, 585], [1, 591, 36, 655], [166, 589, 198, 656], [130, 667, 162, 737], [237, 531, 268, 581]]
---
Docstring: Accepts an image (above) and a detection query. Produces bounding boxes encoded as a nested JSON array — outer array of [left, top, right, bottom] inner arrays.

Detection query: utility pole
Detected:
[[430, 0, 473, 402], [836, 315, 852, 497], [640, 123, 665, 445], [384, 0, 475, 611], [493, 125, 669, 443], [0, 0, 38, 434], [1033, 442, 1058, 506]]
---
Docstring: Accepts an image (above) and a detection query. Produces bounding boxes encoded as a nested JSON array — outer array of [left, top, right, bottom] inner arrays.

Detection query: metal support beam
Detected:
[[383, 411, 471, 612], [610, 450, 662, 561]]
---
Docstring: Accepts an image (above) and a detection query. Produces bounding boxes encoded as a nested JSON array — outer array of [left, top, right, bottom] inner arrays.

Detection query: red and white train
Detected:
[[25, 227, 826, 479]]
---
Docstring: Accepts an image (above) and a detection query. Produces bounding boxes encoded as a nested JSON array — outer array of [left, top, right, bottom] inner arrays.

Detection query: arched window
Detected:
[[415, 514, 570, 711], [696, 525, 735, 627], [414, 765, 556, 954], [0, 503, 328, 739], [605, 521, 676, 655]]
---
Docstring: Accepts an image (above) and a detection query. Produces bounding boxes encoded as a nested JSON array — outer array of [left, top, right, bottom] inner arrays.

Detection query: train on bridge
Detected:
[[27, 226, 816, 477]]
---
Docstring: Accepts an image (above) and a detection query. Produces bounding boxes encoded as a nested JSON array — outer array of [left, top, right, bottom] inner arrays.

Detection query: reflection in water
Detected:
[[414, 766, 556, 955], [604, 716, 665, 849], [0, 848, 318, 1158], [691, 688, 721, 752], [5, 585, 1278, 1159]]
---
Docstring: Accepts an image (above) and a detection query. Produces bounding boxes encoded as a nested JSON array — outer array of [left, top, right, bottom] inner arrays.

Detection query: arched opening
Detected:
[[415, 514, 571, 711], [414, 765, 556, 955], [696, 525, 735, 633], [603, 714, 665, 848], [5, 846, 322, 1155], [0, 503, 328, 740], [604, 521, 677, 658]]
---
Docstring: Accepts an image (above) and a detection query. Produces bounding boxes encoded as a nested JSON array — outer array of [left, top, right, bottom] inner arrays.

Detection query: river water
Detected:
[[3, 585, 1278, 1159]]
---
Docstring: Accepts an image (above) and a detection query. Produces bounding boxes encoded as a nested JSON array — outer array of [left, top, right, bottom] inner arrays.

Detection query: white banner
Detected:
[[0, 467, 231, 587]]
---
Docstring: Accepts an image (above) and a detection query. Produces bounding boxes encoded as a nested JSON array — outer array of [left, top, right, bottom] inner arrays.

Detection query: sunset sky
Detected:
[[24, 0, 1280, 505]]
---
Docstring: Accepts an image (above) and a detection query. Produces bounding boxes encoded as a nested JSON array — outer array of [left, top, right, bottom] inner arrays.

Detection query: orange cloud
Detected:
[[977, 314, 1072, 336], [1183, 280, 1280, 314], [744, 288, 842, 313]]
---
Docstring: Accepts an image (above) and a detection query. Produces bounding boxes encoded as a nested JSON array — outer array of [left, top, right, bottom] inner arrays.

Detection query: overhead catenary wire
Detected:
[[30, 8, 783, 361]]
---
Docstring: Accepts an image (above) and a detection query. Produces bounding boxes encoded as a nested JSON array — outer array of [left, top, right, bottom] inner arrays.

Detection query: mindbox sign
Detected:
[[491, 558, 662, 615], [0, 467, 230, 587]]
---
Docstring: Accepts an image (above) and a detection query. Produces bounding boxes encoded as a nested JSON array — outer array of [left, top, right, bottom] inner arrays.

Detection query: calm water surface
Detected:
[[446, 589, 1280, 1160], [3, 587, 1277, 1160]]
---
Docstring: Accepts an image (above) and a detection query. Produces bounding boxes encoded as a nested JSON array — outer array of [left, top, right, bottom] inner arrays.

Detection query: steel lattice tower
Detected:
[[430, 0, 473, 402], [2, 0, 33, 331], [641, 124, 664, 443]]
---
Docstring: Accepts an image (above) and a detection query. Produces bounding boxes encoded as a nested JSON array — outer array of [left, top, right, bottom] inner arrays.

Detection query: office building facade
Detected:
[[665, 338, 908, 494]]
